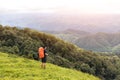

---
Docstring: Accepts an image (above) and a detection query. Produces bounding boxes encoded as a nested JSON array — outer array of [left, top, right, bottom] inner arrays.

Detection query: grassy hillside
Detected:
[[0, 52, 100, 80]]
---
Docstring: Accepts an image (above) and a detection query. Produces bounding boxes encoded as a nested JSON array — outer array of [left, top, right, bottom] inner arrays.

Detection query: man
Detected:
[[39, 46, 48, 69]]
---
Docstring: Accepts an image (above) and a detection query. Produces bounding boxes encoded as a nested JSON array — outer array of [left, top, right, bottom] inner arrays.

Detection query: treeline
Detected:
[[0, 24, 120, 80]]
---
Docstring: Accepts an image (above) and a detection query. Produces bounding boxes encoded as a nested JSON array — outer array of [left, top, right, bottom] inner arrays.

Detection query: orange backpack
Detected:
[[38, 47, 44, 59]]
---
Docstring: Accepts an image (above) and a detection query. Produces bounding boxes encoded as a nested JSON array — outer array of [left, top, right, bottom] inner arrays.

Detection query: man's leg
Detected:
[[41, 62, 43, 68], [43, 63, 46, 69], [41, 58, 44, 68]]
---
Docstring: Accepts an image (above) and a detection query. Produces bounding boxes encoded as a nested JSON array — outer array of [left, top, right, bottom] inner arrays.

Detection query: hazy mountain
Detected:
[[1, 13, 120, 33], [45, 29, 91, 43], [54, 31, 120, 53]]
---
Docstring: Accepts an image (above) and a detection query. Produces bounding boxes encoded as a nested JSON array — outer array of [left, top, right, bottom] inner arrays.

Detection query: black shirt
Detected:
[[44, 49, 47, 58]]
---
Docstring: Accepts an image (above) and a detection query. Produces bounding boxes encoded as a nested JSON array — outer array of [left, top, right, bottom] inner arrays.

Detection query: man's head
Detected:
[[43, 46, 47, 49]]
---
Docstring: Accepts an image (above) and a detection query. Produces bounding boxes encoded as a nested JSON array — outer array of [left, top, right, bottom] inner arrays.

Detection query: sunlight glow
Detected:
[[0, 0, 120, 14]]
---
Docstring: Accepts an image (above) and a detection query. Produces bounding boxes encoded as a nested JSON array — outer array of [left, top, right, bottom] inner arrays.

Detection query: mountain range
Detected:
[[49, 29, 120, 53], [1, 13, 120, 33]]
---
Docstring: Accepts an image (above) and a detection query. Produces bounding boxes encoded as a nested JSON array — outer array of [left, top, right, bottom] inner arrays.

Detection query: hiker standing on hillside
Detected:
[[38, 46, 48, 69]]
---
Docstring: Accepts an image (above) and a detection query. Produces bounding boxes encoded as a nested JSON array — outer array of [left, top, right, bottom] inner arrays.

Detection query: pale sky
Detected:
[[0, 0, 120, 14]]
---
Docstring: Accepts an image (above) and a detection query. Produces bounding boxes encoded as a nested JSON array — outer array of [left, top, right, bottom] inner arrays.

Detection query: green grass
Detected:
[[0, 52, 100, 80]]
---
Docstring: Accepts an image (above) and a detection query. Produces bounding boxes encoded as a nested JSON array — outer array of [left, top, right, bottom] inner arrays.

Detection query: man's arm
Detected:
[[45, 50, 48, 56], [45, 53, 48, 56]]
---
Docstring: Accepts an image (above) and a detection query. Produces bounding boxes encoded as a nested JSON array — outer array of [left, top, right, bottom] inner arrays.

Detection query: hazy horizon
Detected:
[[1, 13, 120, 33], [1, 0, 120, 33]]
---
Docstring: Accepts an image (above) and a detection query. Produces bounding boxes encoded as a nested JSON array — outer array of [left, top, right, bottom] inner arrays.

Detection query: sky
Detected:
[[0, 0, 120, 14]]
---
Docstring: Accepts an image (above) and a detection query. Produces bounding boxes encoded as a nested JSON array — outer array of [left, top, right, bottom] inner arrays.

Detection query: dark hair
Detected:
[[43, 46, 46, 48]]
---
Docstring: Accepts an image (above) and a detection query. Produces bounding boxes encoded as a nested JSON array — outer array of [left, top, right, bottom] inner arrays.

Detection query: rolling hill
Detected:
[[0, 52, 100, 80], [44, 29, 90, 44], [75, 32, 120, 53], [51, 30, 120, 53], [0, 25, 120, 80]]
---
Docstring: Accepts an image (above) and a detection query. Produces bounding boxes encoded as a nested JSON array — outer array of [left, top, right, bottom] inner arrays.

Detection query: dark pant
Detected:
[[41, 57, 46, 63]]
